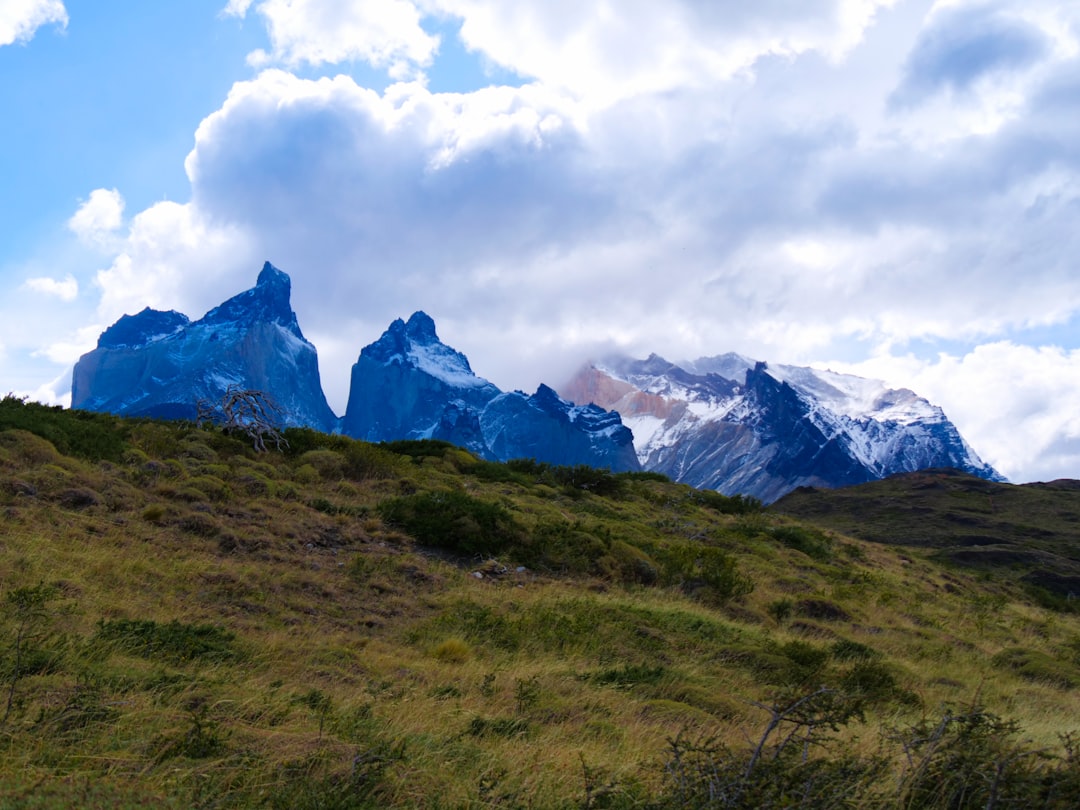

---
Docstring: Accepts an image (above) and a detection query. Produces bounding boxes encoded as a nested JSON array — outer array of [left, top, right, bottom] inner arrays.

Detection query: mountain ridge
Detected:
[[72, 262, 1000, 497], [560, 354, 1002, 502]]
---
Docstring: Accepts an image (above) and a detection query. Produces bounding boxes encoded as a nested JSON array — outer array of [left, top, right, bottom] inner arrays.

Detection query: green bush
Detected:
[[376, 490, 524, 556], [657, 543, 754, 604], [616, 470, 671, 483], [831, 638, 881, 662], [596, 540, 660, 585], [0, 396, 128, 462], [297, 449, 346, 480], [551, 464, 625, 497], [767, 598, 795, 624], [690, 488, 763, 515], [768, 524, 833, 560], [524, 519, 609, 573], [380, 439, 456, 461]]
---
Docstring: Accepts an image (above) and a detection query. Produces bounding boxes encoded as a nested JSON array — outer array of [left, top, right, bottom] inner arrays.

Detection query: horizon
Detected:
[[1, 1, 1078, 484]]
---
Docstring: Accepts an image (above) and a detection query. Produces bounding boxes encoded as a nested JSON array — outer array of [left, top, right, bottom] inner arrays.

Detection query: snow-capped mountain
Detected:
[[71, 262, 338, 432], [341, 312, 640, 471], [560, 353, 1003, 503]]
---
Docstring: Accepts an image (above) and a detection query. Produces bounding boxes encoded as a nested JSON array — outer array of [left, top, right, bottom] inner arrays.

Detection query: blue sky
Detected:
[[2, 0, 1079, 483]]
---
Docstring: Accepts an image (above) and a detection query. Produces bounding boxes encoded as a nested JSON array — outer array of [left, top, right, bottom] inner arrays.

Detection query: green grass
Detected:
[[0, 402, 1079, 806], [773, 468, 1080, 606]]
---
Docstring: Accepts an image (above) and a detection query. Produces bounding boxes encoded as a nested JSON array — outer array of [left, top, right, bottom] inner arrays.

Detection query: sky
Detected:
[[2, 0, 1079, 484]]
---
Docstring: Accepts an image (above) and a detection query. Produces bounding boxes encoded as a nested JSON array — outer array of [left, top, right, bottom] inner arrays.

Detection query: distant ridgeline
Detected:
[[72, 262, 1002, 501]]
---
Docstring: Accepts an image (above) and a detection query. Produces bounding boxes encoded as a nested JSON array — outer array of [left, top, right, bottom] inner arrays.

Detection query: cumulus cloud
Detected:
[[891, 2, 1051, 108], [68, 188, 125, 247], [22, 274, 78, 302], [223, 0, 439, 77], [0, 0, 67, 47], [93, 200, 255, 324], [885, 0, 1080, 138]]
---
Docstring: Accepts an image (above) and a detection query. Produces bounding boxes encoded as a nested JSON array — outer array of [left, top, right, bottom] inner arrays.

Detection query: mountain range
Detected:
[[71, 262, 1002, 500], [561, 354, 1002, 503]]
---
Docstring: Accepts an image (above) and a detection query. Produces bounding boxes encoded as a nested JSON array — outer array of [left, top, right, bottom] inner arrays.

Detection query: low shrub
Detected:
[[657, 543, 754, 605], [0, 396, 127, 462], [432, 637, 471, 663], [768, 524, 833, 560], [690, 488, 763, 515], [377, 490, 524, 556], [297, 449, 346, 480]]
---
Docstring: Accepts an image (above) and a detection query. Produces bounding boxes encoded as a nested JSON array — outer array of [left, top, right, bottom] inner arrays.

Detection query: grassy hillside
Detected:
[[773, 468, 1080, 611], [1, 397, 1079, 808]]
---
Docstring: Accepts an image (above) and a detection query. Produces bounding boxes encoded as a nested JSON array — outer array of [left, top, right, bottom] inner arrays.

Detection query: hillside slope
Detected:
[[1, 398, 1078, 808], [773, 468, 1080, 606]]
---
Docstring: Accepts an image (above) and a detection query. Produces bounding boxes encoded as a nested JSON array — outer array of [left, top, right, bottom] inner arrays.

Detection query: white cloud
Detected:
[[885, 0, 1080, 142], [22, 274, 78, 302], [118, 52, 1080, 461], [68, 188, 125, 247], [0, 0, 67, 47], [221, 0, 255, 16], [93, 200, 255, 324], [10, 370, 72, 408], [32, 323, 103, 365], [424, 0, 899, 102], [225, 0, 438, 77]]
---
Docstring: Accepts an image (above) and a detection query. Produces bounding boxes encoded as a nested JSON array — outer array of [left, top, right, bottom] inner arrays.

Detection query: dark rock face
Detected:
[[71, 262, 338, 432], [341, 314, 639, 471], [341, 312, 500, 442], [480, 385, 638, 470], [561, 354, 1002, 503]]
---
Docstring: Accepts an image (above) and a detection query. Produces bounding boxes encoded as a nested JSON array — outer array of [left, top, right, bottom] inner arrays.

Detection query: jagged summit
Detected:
[[199, 261, 301, 335], [72, 261, 1005, 497], [404, 310, 438, 343], [358, 311, 490, 391], [342, 314, 639, 470]]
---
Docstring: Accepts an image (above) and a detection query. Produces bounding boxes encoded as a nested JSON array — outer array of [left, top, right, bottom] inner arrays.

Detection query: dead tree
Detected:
[[196, 386, 289, 452]]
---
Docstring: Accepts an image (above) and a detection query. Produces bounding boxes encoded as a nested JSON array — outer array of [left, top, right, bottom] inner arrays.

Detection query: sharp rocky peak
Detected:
[[362, 311, 478, 379], [404, 311, 438, 344], [198, 260, 301, 335]]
